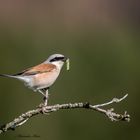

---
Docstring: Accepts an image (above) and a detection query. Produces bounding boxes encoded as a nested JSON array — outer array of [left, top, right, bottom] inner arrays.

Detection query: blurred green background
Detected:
[[0, 1, 140, 140]]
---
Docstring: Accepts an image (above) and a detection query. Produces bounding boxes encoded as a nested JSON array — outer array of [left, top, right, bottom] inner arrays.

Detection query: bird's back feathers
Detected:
[[13, 63, 57, 76]]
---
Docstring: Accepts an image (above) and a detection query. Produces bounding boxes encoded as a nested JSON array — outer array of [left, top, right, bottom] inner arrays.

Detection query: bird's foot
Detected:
[[38, 103, 45, 108]]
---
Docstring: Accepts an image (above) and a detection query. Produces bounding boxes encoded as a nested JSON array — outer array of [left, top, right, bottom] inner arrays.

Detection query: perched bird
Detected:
[[0, 54, 68, 105]]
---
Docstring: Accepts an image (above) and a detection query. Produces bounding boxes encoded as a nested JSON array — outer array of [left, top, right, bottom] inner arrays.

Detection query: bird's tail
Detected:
[[0, 74, 28, 83], [0, 74, 17, 78]]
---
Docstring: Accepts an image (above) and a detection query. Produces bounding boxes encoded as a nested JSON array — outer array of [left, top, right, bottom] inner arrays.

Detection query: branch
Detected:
[[0, 94, 130, 134]]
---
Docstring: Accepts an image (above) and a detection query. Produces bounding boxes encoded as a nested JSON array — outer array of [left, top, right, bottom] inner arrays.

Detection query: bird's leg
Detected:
[[38, 88, 49, 107], [44, 89, 49, 106], [38, 88, 49, 113], [38, 89, 46, 97]]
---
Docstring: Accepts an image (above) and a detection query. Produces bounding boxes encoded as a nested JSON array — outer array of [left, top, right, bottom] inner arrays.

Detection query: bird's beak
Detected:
[[62, 57, 68, 62]]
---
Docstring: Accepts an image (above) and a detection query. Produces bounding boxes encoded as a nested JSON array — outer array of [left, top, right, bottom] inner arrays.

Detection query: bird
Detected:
[[0, 54, 68, 106]]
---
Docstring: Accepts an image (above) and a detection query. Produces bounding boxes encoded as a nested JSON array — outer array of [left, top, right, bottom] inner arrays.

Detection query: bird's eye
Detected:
[[50, 56, 65, 62]]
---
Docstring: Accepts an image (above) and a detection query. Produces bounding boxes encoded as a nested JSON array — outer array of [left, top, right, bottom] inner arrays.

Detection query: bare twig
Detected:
[[0, 94, 130, 134], [93, 94, 128, 108]]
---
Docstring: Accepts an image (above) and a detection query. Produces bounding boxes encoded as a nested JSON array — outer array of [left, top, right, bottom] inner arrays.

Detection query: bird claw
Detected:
[[41, 107, 50, 115]]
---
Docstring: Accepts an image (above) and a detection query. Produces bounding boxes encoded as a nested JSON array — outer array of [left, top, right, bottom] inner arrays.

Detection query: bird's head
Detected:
[[45, 54, 68, 70]]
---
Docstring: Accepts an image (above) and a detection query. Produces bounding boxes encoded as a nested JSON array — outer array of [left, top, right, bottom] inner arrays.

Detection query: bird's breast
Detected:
[[32, 70, 60, 90]]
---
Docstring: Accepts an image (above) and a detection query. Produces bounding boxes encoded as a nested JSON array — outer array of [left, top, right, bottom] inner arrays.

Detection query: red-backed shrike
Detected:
[[0, 54, 68, 105]]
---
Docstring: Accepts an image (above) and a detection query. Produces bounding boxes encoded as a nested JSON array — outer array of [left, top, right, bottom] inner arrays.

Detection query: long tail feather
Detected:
[[0, 74, 29, 83], [0, 74, 17, 78]]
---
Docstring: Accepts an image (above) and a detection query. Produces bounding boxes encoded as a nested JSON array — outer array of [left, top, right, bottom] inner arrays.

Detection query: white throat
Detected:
[[51, 61, 64, 70]]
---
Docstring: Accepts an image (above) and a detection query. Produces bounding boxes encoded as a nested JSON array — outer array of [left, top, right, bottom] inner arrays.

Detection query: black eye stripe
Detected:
[[50, 56, 64, 62], [55, 57, 64, 60]]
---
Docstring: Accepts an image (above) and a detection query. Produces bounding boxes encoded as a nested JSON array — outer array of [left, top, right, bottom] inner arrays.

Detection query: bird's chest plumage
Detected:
[[31, 69, 60, 90]]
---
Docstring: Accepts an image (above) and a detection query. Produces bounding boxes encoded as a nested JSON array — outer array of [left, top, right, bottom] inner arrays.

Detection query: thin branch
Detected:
[[93, 94, 128, 108], [0, 94, 130, 134]]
